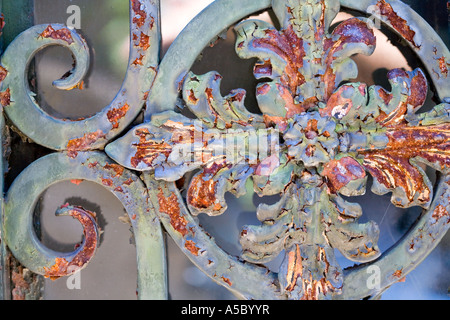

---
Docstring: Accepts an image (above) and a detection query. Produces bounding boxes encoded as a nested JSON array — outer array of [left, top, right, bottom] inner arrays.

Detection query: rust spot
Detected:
[[253, 25, 309, 116], [361, 123, 450, 206], [257, 83, 271, 96], [324, 18, 375, 100], [157, 188, 189, 236], [254, 59, 273, 77], [285, 244, 303, 292], [221, 276, 232, 286], [376, 0, 419, 48], [39, 25, 74, 45], [187, 166, 227, 214], [132, 54, 144, 66], [305, 144, 316, 157], [104, 163, 124, 177], [392, 268, 403, 278], [67, 130, 106, 158], [75, 80, 84, 90], [88, 161, 98, 168], [438, 57, 449, 77], [263, 114, 288, 131], [101, 178, 113, 187], [187, 89, 198, 104], [374, 69, 427, 126], [378, 88, 393, 105], [185, 240, 200, 256], [138, 32, 150, 50], [0, 65, 8, 82], [123, 177, 134, 185], [322, 157, 366, 194], [44, 206, 98, 279], [107, 103, 130, 129], [0, 87, 10, 106], [11, 268, 29, 300], [131, 0, 147, 28], [114, 186, 124, 193], [70, 179, 83, 185], [130, 128, 172, 168], [143, 90, 149, 101], [432, 204, 450, 222]]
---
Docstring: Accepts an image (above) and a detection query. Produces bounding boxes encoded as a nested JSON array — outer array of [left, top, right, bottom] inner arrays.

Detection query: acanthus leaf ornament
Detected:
[[1, 0, 449, 300]]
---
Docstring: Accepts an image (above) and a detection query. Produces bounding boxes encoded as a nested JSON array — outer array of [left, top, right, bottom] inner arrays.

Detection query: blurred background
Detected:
[[2, 0, 449, 300]]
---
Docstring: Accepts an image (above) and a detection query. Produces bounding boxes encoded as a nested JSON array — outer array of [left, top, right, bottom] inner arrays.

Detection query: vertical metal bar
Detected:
[[0, 112, 7, 300], [2, 0, 34, 48], [1, 0, 36, 300]]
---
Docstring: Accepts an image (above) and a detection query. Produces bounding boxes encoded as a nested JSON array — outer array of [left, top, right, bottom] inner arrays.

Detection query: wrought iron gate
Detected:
[[0, 0, 448, 300]]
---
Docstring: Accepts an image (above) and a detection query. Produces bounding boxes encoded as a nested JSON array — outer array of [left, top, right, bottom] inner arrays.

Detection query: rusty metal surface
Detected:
[[0, 0, 448, 300]]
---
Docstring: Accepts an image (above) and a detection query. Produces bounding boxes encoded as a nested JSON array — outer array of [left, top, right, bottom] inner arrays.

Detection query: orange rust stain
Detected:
[[376, 0, 419, 48], [0, 65, 8, 82], [284, 245, 340, 300], [322, 157, 366, 194], [138, 32, 150, 50], [130, 128, 172, 168], [44, 207, 98, 280], [131, 0, 148, 28], [254, 59, 273, 77], [123, 177, 134, 185], [114, 186, 124, 193], [101, 178, 113, 187], [76, 80, 84, 90], [324, 18, 375, 100], [285, 244, 303, 293], [107, 103, 130, 129], [88, 161, 98, 168], [67, 130, 106, 158], [39, 25, 74, 45], [187, 170, 223, 213], [221, 276, 232, 286], [132, 54, 144, 66], [361, 123, 450, 205], [0, 87, 10, 106], [70, 179, 83, 185], [432, 204, 450, 222], [185, 240, 200, 256], [11, 269, 29, 300], [187, 89, 198, 104], [438, 57, 449, 77], [157, 188, 189, 236], [392, 268, 403, 278], [104, 163, 124, 177], [263, 114, 288, 131], [253, 25, 309, 116], [374, 70, 427, 127], [44, 257, 70, 280]]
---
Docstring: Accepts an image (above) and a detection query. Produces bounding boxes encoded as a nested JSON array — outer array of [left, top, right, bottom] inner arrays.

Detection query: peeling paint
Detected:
[[0, 87, 11, 106], [157, 188, 188, 236], [67, 130, 106, 158], [107, 103, 130, 129], [39, 25, 74, 45], [376, 0, 419, 48], [185, 240, 201, 256]]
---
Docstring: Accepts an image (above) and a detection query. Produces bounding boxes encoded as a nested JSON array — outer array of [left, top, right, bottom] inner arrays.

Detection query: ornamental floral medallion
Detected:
[[106, 0, 450, 299]]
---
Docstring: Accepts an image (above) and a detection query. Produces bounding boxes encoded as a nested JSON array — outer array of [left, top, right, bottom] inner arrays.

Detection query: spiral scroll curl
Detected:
[[3, 151, 166, 299]]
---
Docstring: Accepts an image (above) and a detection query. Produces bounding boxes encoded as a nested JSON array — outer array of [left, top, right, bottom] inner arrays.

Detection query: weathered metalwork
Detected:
[[0, 0, 449, 300]]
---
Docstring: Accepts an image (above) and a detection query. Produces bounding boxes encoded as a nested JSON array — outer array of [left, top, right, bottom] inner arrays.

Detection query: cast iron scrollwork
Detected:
[[0, 0, 449, 300]]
